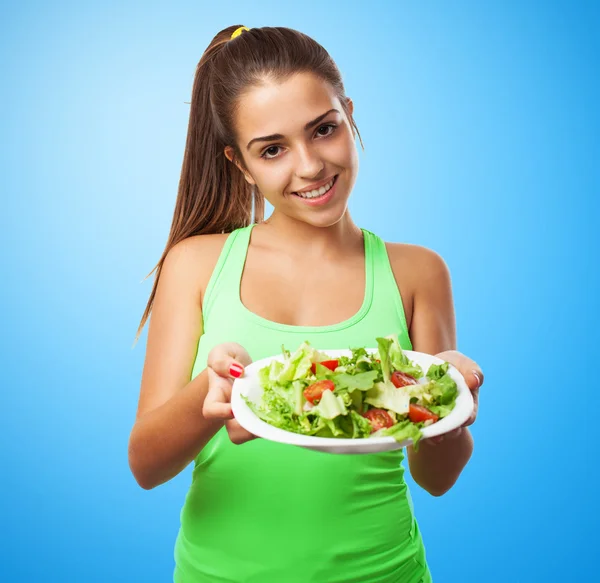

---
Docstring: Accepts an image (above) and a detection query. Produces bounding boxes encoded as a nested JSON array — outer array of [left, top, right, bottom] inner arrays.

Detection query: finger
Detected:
[[203, 387, 234, 419], [436, 350, 484, 391], [208, 343, 253, 376], [203, 369, 234, 420], [210, 356, 245, 379], [207, 367, 233, 399], [462, 392, 479, 427], [226, 343, 253, 367], [469, 370, 484, 392], [225, 419, 257, 445]]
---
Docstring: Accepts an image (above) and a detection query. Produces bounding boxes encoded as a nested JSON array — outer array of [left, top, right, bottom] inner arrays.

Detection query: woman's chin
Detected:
[[299, 202, 350, 228]]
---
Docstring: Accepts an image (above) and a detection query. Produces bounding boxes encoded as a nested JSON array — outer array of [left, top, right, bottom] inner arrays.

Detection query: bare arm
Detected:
[[392, 245, 474, 497], [128, 238, 223, 490]]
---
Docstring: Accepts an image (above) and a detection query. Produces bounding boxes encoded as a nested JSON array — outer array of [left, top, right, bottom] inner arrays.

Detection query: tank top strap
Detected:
[[202, 224, 255, 322], [361, 229, 412, 348]]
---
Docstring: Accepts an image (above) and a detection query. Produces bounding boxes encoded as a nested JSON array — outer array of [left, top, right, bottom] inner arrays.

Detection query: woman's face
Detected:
[[226, 72, 359, 228]]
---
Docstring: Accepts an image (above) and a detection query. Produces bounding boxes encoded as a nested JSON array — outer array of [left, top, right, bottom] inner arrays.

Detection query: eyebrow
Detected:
[[246, 108, 340, 151]]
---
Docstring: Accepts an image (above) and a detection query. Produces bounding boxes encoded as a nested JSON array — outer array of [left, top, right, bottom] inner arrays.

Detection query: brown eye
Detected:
[[316, 124, 336, 137], [261, 146, 281, 159]]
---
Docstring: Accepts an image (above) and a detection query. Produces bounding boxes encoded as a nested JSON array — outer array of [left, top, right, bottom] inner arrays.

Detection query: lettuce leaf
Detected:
[[380, 420, 424, 449], [427, 362, 449, 381], [376, 335, 423, 381], [429, 373, 458, 405], [334, 370, 380, 391], [312, 389, 347, 420], [365, 381, 410, 415]]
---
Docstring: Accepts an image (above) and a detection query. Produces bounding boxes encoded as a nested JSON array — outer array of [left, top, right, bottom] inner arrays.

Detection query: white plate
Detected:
[[231, 348, 474, 454]]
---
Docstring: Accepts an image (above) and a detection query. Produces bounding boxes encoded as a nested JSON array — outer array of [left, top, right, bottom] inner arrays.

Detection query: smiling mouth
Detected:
[[292, 175, 338, 199]]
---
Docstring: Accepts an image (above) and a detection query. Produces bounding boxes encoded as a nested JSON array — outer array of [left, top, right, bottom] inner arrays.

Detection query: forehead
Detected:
[[234, 72, 341, 141]]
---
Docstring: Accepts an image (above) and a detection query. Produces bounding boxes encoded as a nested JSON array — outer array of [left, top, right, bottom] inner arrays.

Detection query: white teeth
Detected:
[[295, 177, 335, 199]]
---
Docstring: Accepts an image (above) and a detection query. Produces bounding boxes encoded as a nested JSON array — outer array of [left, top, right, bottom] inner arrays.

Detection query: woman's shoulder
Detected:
[[161, 232, 233, 303], [384, 240, 451, 287], [169, 231, 231, 256], [165, 232, 231, 270]]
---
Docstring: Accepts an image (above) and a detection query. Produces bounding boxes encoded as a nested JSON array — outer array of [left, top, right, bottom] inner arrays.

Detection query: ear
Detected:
[[224, 146, 256, 185], [346, 97, 354, 117], [345, 98, 358, 139]]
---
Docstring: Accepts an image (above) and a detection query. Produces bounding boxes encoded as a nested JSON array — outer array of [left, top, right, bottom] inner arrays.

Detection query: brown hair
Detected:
[[136, 25, 363, 340]]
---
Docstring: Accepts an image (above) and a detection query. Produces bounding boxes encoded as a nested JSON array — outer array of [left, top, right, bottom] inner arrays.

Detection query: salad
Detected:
[[244, 334, 459, 449]]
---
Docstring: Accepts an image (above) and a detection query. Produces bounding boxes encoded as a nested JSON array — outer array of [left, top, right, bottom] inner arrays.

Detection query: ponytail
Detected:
[[135, 26, 264, 342]]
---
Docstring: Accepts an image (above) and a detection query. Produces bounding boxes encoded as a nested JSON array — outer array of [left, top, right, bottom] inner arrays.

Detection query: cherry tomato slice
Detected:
[[362, 408, 395, 432], [303, 379, 335, 404], [310, 359, 339, 374], [391, 370, 418, 388], [408, 404, 439, 423]]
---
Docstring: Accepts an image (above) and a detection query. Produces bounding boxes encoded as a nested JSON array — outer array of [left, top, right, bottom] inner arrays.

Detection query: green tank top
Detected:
[[174, 224, 432, 583]]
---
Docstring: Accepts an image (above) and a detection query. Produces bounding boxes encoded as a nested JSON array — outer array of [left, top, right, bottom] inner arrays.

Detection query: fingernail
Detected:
[[230, 363, 244, 378], [472, 371, 482, 388]]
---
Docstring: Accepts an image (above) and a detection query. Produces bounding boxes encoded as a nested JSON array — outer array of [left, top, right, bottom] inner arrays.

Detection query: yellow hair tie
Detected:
[[231, 26, 250, 39]]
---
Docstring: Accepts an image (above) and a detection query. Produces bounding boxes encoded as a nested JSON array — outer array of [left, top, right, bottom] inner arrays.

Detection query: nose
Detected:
[[294, 143, 325, 180]]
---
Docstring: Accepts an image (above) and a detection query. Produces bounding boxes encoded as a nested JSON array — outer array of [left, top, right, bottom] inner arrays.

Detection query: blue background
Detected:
[[2, 1, 598, 581]]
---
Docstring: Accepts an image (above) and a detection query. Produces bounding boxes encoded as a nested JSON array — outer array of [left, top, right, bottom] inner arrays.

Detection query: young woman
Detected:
[[129, 25, 484, 583]]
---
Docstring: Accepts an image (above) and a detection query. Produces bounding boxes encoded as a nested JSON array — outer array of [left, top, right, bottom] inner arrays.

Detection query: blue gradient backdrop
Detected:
[[2, 1, 598, 581]]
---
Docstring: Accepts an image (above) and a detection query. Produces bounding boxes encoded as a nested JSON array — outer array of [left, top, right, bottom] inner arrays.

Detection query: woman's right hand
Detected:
[[203, 342, 256, 445]]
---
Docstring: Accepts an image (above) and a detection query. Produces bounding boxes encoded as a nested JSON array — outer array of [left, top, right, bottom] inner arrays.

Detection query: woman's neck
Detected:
[[257, 209, 364, 260]]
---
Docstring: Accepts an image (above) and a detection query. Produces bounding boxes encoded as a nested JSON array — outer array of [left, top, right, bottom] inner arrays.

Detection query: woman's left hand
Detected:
[[428, 350, 484, 443]]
